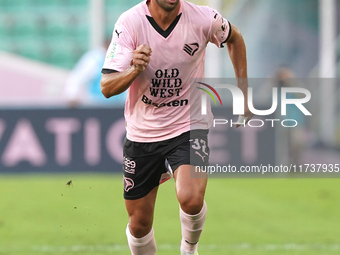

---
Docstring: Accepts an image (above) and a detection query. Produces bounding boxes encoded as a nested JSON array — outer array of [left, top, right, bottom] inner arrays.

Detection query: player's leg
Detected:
[[174, 165, 208, 255], [125, 186, 158, 255], [165, 130, 210, 254], [123, 137, 168, 255]]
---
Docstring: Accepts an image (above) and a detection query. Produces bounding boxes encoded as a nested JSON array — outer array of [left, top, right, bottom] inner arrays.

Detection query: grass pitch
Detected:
[[0, 174, 340, 255]]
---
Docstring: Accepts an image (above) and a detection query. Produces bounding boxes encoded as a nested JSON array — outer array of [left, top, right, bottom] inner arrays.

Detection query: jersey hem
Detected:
[[125, 122, 212, 143], [126, 125, 191, 143], [102, 68, 118, 74]]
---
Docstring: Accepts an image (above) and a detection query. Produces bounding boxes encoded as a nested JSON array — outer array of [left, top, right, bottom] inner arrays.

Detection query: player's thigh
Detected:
[[174, 165, 207, 196], [169, 130, 209, 197], [125, 186, 159, 238]]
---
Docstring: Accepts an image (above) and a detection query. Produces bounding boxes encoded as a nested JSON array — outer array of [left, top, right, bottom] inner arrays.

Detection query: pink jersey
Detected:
[[103, 0, 231, 142]]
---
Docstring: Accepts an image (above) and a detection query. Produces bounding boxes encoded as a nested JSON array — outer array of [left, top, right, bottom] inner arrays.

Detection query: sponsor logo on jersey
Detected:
[[150, 68, 183, 98], [142, 68, 185, 108], [142, 95, 188, 108], [106, 42, 120, 59], [124, 177, 134, 192], [144, 68, 187, 107], [183, 43, 199, 56]]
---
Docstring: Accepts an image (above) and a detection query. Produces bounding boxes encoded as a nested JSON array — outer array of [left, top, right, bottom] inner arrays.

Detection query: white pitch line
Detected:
[[0, 243, 340, 253]]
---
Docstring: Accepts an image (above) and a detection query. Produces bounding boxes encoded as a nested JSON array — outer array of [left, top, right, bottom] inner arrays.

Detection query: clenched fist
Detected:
[[132, 44, 152, 72]]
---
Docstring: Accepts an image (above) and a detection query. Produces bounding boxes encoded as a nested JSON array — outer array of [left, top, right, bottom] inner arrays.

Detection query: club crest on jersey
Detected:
[[183, 43, 199, 56], [106, 42, 120, 59], [124, 177, 134, 192]]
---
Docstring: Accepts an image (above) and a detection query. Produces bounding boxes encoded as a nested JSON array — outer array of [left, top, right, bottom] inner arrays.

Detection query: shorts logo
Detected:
[[195, 151, 206, 162], [124, 177, 134, 192], [190, 138, 209, 163], [123, 156, 136, 174], [106, 42, 120, 59]]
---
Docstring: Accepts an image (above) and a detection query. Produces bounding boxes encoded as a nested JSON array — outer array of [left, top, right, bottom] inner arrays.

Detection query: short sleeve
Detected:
[[208, 8, 232, 48], [102, 21, 135, 73]]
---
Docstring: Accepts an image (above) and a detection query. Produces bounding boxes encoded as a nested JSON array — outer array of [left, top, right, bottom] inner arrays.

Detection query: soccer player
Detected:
[[101, 0, 253, 254]]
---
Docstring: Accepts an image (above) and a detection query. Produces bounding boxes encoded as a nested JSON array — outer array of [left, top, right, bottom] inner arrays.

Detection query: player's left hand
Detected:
[[235, 107, 254, 128]]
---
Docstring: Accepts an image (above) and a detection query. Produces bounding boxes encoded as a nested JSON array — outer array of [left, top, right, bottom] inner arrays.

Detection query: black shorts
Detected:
[[122, 129, 210, 200]]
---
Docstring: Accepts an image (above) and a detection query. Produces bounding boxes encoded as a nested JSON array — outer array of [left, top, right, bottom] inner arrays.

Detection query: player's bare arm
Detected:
[[226, 24, 254, 127], [101, 44, 152, 98]]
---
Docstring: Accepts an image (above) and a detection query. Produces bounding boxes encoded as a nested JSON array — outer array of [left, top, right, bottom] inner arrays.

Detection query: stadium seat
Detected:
[[0, 0, 141, 69]]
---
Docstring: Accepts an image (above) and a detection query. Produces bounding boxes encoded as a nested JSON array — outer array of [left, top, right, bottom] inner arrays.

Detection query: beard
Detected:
[[154, 0, 180, 12]]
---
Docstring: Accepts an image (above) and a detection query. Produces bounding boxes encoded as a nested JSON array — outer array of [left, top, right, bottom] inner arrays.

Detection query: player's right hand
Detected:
[[132, 44, 152, 73]]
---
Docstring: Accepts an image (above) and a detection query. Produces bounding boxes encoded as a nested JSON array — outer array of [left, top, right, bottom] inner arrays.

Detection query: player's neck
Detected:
[[147, 0, 181, 31]]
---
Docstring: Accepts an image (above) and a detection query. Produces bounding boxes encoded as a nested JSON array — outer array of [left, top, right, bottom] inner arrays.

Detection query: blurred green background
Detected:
[[0, 1, 340, 254]]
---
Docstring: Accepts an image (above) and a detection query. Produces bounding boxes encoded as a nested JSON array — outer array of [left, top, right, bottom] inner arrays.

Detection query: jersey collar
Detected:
[[143, 0, 183, 38]]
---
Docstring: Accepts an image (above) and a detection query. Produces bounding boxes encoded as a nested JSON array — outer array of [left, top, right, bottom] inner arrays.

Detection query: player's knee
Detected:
[[178, 192, 204, 215], [129, 214, 153, 238]]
